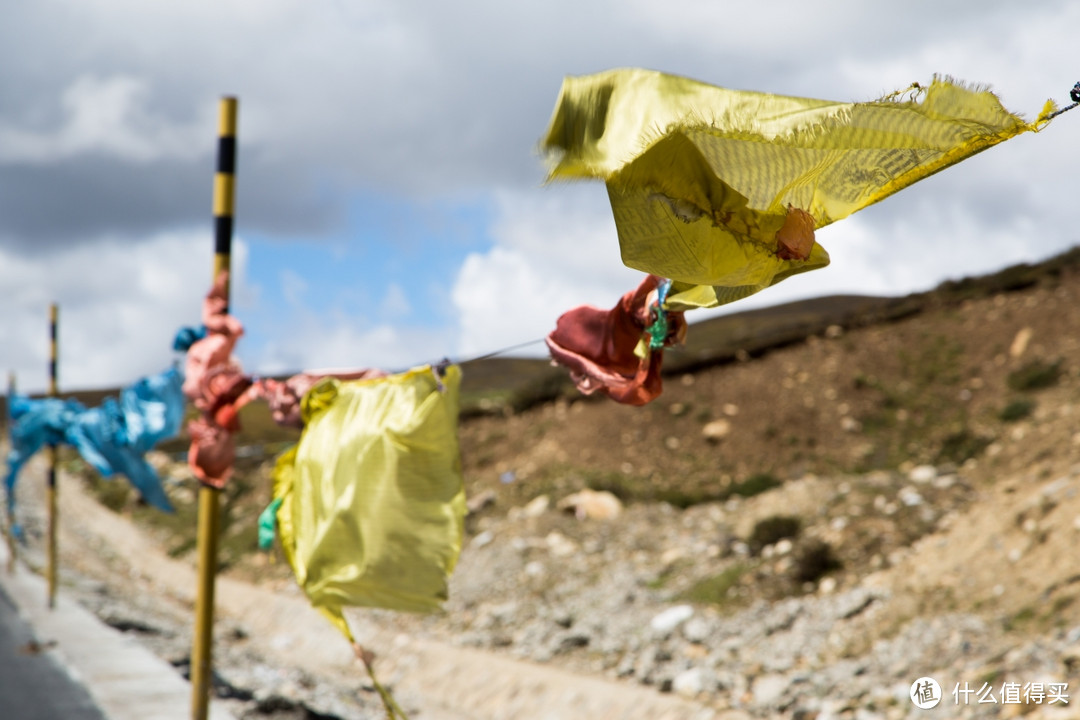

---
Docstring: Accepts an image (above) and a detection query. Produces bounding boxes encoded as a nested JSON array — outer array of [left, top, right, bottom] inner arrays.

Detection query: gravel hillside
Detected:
[[8, 251, 1080, 719]]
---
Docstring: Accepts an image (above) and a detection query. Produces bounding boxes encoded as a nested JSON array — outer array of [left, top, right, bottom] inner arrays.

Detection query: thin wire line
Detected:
[[455, 337, 548, 364], [1042, 101, 1079, 122], [1041, 81, 1080, 122], [246, 82, 1080, 378], [446, 81, 1080, 369]]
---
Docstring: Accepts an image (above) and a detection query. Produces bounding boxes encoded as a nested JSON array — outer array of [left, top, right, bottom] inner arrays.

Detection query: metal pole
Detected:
[[5, 371, 15, 575], [191, 96, 237, 720], [46, 303, 58, 608]]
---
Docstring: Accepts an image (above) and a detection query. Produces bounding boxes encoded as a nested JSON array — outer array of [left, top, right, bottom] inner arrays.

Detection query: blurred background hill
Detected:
[[8, 246, 1080, 718]]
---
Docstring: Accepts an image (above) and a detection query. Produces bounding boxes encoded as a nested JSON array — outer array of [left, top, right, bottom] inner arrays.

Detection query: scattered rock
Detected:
[[672, 667, 711, 698], [467, 489, 496, 514], [898, 486, 923, 507], [545, 531, 579, 557], [523, 560, 545, 577], [836, 589, 878, 619], [682, 617, 711, 644], [521, 494, 550, 518], [933, 475, 956, 489], [1010, 327, 1033, 358], [660, 547, 685, 567], [909, 465, 937, 483], [557, 489, 622, 520], [650, 605, 694, 636], [751, 673, 788, 706], [702, 419, 732, 442], [470, 530, 494, 548], [553, 632, 590, 654]]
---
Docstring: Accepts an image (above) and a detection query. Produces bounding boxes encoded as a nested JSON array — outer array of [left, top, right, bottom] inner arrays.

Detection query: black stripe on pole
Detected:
[[213, 98, 236, 262], [216, 136, 236, 174], [48, 305, 57, 395], [214, 216, 233, 255]]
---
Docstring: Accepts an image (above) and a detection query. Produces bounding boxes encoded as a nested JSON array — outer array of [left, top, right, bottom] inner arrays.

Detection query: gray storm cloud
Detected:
[[0, 0, 1077, 390]]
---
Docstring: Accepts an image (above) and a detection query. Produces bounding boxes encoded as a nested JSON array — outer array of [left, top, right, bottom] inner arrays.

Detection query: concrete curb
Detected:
[[0, 541, 234, 720]]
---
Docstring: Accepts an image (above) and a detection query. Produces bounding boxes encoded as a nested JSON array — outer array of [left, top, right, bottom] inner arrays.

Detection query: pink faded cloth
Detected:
[[188, 366, 257, 487], [187, 417, 236, 488], [181, 274, 387, 486], [182, 271, 251, 487], [545, 275, 687, 406], [248, 369, 388, 428], [183, 271, 244, 411]]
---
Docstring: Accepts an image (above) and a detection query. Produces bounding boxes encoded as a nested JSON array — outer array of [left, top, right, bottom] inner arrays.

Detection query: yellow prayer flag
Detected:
[[271, 365, 466, 641], [542, 68, 1055, 310]]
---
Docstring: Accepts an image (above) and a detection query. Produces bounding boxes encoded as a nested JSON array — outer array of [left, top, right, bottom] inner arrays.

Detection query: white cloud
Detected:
[[0, 75, 211, 165], [255, 319, 454, 377], [452, 185, 643, 358], [379, 282, 413, 319], [2, 0, 1079, 388], [0, 230, 252, 394], [451, 116, 1080, 358], [707, 200, 1058, 320], [834, 1, 1076, 106], [441, 1, 1080, 361], [279, 268, 308, 308]]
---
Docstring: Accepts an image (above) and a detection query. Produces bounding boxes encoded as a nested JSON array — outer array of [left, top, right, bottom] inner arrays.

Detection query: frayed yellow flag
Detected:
[[271, 365, 466, 642], [542, 69, 1051, 310]]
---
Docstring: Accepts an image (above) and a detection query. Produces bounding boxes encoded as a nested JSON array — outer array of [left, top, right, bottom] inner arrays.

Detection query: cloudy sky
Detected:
[[1, 1, 1077, 392]]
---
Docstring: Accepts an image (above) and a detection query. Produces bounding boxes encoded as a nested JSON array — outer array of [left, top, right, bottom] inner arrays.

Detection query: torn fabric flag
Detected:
[[4, 367, 185, 515], [268, 365, 467, 641], [546, 275, 686, 405], [251, 369, 388, 429], [4, 396, 80, 518], [181, 270, 250, 487], [541, 69, 1057, 310], [65, 367, 185, 512], [180, 271, 391, 487]]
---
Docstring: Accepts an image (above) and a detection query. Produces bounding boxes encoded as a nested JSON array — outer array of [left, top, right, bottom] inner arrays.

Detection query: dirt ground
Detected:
[[8, 254, 1080, 719]]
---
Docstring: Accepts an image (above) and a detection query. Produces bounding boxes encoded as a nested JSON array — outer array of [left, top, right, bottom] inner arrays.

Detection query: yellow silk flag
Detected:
[[271, 365, 466, 641], [542, 68, 1057, 310]]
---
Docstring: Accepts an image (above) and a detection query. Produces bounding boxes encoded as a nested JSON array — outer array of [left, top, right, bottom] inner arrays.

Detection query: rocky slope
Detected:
[[8, 251, 1080, 719]]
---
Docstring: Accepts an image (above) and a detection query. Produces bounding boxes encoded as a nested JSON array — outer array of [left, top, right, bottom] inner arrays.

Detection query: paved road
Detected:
[[0, 584, 106, 720], [0, 543, 234, 720]]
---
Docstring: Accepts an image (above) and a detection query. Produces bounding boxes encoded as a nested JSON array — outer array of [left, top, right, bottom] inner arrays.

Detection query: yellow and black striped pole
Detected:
[[46, 303, 58, 608], [5, 370, 15, 575], [190, 96, 236, 720]]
